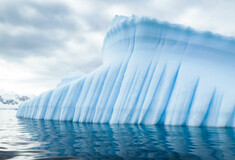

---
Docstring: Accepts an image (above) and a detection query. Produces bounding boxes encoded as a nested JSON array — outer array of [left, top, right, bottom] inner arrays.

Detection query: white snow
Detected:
[[0, 89, 32, 110]]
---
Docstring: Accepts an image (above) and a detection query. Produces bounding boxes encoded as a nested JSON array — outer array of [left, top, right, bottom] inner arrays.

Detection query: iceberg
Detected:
[[17, 16, 235, 127]]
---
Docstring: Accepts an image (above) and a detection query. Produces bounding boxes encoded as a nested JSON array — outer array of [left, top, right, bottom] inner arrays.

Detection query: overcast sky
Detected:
[[0, 0, 235, 95]]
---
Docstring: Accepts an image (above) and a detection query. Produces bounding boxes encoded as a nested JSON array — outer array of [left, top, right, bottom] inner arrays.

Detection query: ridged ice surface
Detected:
[[17, 16, 235, 127]]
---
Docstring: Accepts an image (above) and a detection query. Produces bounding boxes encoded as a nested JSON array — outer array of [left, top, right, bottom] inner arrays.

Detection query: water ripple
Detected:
[[0, 110, 234, 159]]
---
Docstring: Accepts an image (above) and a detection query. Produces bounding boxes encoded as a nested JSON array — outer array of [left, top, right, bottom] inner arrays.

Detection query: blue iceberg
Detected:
[[17, 16, 235, 127]]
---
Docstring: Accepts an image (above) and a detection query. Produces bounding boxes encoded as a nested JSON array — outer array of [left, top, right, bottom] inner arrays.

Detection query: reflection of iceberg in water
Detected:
[[17, 16, 235, 127], [17, 118, 235, 159]]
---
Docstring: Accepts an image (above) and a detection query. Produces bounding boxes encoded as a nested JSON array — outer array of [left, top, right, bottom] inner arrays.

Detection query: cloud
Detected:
[[0, 0, 234, 95], [0, 1, 76, 30], [0, 1, 78, 60]]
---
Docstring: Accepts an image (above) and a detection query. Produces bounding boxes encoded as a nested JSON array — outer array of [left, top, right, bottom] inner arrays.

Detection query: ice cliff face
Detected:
[[17, 16, 235, 127]]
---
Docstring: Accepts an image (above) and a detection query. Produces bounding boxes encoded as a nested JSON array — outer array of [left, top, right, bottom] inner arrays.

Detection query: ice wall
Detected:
[[17, 16, 235, 127]]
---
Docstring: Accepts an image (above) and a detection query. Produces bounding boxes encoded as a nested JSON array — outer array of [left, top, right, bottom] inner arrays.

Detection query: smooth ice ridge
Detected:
[[17, 16, 235, 127]]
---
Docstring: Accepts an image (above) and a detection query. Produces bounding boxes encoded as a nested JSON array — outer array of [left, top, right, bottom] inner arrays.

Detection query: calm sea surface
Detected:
[[0, 109, 234, 160]]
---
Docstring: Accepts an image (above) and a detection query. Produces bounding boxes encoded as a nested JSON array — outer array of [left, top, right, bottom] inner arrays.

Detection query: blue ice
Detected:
[[17, 16, 235, 127]]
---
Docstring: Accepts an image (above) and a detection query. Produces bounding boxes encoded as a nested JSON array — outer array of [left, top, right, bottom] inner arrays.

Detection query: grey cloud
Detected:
[[0, 32, 64, 59], [98, 0, 146, 5], [0, 1, 77, 30], [0, 0, 82, 61], [84, 13, 110, 32]]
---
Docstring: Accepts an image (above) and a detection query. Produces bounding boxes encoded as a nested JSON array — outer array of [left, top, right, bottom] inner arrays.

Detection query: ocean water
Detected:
[[1, 109, 234, 160]]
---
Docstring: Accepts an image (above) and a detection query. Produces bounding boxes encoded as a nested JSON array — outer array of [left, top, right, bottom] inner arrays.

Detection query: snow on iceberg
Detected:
[[57, 71, 85, 87], [17, 16, 235, 127]]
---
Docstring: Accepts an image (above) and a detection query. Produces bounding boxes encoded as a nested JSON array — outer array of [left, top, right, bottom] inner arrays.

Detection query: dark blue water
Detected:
[[0, 109, 234, 160]]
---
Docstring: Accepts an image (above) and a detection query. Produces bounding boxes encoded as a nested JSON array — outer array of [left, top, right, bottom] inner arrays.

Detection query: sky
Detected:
[[0, 0, 235, 95]]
